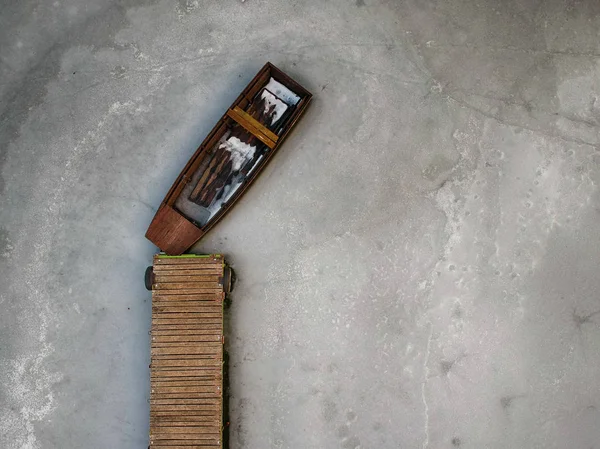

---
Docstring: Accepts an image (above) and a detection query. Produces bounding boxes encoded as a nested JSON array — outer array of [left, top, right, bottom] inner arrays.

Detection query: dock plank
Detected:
[[149, 255, 224, 449]]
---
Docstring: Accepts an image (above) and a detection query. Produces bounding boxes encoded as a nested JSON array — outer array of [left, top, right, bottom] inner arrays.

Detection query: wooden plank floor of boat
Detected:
[[150, 254, 225, 448]]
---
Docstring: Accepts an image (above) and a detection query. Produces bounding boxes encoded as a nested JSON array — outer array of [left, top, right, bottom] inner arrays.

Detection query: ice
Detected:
[[264, 77, 301, 105], [220, 136, 256, 171], [260, 89, 288, 124]]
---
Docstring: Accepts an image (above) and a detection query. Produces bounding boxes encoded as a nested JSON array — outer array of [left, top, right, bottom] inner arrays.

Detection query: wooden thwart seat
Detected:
[[226, 106, 279, 149], [149, 254, 225, 448]]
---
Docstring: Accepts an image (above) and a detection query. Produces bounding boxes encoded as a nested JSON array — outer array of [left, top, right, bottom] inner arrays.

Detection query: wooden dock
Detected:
[[148, 254, 227, 448]]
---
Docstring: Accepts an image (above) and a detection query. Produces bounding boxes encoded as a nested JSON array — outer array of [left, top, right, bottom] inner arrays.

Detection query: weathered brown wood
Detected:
[[151, 435, 221, 441], [151, 330, 223, 337], [152, 324, 222, 332], [152, 331, 221, 338], [152, 383, 219, 389], [150, 421, 219, 428], [151, 435, 221, 442], [153, 281, 223, 290], [152, 393, 222, 402], [151, 402, 220, 411], [152, 262, 223, 269], [151, 371, 221, 379], [154, 270, 221, 278], [153, 357, 219, 364], [150, 314, 223, 322], [188, 144, 222, 201], [153, 444, 221, 449], [226, 107, 277, 149], [152, 298, 222, 307], [151, 325, 222, 333], [245, 70, 271, 100], [152, 396, 221, 404], [146, 206, 205, 256], [151, 288, 223, 295], [152, 357, 221, 367], [149, 255, 224, 449], [151, 351, 220, 357], [152, 333, 223, 347], [145, 62, 312, 255], [152, 305, 222, 313], [152, 385, 220, 393], [152, 267, 224, 275], [152, 440, 220, 445], [150, 406, 220, 416], [155, 292, 225, 305], [153, 304, 223, 312], [152, 376, 220, 383], [151, 397, 221, 405], [151, 444, 221, 449], [150, 407, 221, 415], [235, 105, 280, 140], [153, 256, 222, 265], [152, 311, 223, 318], [152, 322, 222, 330], [190, 145, 232, 205], [151, 438, 221, 445], [153, 310, 222, 317], [152, 293, 224, 301], [151, 412, 220, 420], [154, 274, 220, 283], [151, 344, 221, 352], [181, 121, 229, 184], [152, 370, 221, 379], [151, 381, 221, 388], [151, 420, 220, 427], [151, 345, 221, 355], [151, 426, 222, 435], [151, 411, 220, 418], [151, 325, 222, 332], [151, 441, 220, 448], [151, 321, 222, 327], [154, 367, 221, 374], [152, 383, 220, 392], [151, 332, 222, 339], [151, 382, 222, 390], [152, 318, 222, 327], [151, 413, 221, 420]]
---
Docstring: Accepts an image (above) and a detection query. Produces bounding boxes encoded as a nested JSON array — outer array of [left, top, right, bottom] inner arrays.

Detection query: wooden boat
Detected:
[[146, 62, 312, 255]]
